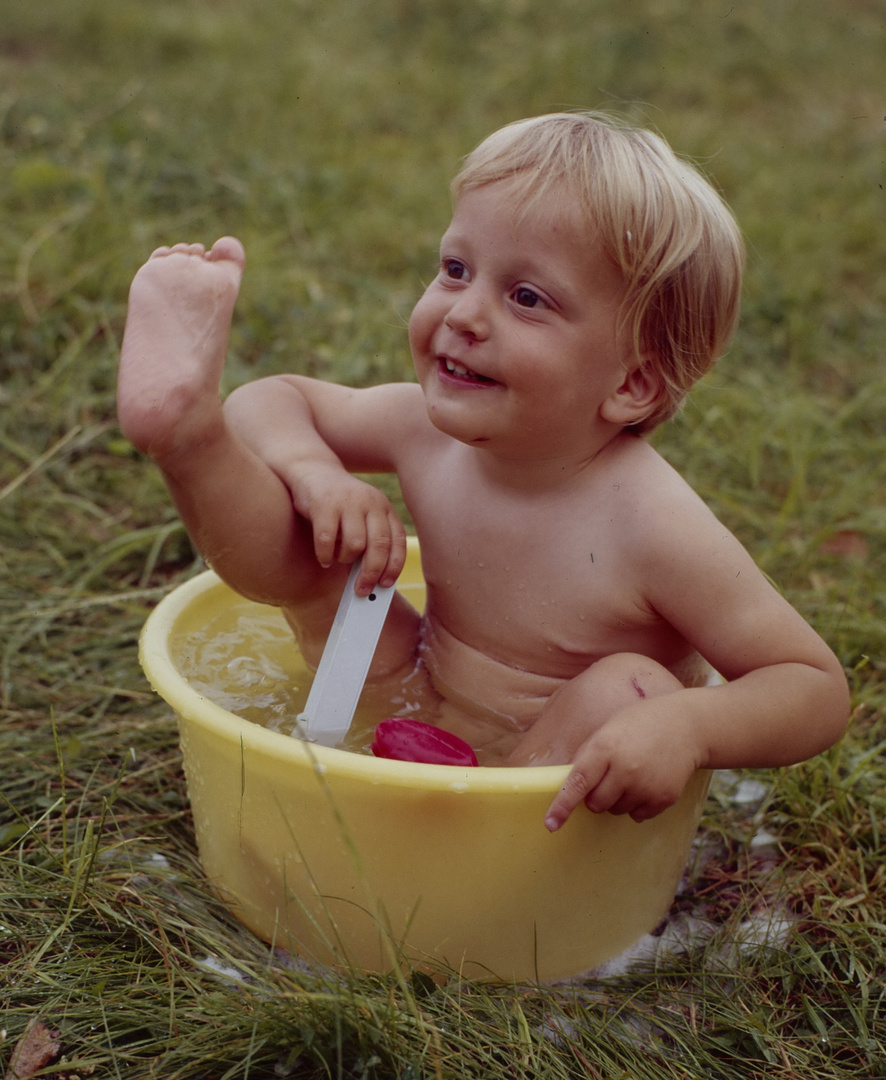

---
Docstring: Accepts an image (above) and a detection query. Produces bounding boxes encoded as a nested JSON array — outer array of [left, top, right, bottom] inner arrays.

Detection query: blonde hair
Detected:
[[452, 113, 745, 433]]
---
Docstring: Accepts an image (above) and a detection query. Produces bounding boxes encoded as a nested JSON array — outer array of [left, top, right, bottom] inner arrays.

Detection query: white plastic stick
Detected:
[[295, 559, 395, 747]]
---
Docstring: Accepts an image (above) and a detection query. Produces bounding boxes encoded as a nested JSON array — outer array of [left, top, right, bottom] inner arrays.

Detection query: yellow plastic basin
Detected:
[[139, 538, 709, 982]]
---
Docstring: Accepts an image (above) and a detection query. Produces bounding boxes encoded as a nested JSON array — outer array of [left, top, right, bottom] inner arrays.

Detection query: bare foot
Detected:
[[117, 237, 245, 461]]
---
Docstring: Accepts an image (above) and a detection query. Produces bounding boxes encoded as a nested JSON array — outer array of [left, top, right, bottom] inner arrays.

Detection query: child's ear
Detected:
[[600, 361, 663, 427]]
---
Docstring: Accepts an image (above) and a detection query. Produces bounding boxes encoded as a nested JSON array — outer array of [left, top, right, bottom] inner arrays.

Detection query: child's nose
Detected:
[[444, 288, 489, 340]]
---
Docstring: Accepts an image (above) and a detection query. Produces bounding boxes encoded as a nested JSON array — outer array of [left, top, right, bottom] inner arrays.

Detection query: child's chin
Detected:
[[427, 404, 492, 445]]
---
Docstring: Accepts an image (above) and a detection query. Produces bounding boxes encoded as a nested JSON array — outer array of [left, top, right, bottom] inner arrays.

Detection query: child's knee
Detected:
[[508, 652, 683, 767], [551, 653, 683, 737], [586, 652, 684, 703]]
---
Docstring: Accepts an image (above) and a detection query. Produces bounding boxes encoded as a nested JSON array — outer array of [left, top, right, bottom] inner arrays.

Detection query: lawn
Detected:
[[1, 1, 885, 1076]]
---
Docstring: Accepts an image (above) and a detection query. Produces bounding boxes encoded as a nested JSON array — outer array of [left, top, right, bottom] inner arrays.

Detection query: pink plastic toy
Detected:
[[371, 718, 479, 767]]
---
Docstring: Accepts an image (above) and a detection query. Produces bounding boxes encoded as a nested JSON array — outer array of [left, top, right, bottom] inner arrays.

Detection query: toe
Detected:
[[207, 236, 246, 268]]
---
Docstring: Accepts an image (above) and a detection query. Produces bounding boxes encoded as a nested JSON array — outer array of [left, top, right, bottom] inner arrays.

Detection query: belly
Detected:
[[414, 614, 713, 763], [418, 616, 569, 728]]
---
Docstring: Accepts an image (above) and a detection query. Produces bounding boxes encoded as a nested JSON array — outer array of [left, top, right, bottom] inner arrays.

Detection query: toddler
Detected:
[[118, 113, 849, 831]]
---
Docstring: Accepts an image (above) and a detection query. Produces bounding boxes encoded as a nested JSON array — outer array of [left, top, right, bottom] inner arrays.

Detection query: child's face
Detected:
[[408, 179, 635, 461]]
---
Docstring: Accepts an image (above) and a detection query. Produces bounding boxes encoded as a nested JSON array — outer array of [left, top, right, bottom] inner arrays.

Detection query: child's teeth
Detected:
[[446, 359, 470, 376]]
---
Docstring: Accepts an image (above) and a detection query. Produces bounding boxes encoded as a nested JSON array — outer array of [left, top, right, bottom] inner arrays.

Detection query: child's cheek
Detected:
[[408, 294, 436, 362]]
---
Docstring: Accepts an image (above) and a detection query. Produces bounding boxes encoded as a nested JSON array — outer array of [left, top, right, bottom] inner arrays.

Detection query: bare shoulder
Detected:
[[606, 437, 838, 680], [598, 435, 717, 534], [605, 437, 748, 566], [599, 436, 764, 597]]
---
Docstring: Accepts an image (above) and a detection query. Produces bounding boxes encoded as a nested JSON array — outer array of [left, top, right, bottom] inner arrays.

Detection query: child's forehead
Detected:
[[449, 177, 593, 239], [450, 179, 607, 256]]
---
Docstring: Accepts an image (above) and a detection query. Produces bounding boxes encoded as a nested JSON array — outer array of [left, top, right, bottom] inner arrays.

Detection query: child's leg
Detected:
[[118, 238, 419, 672], [507, 653, 684, 767]]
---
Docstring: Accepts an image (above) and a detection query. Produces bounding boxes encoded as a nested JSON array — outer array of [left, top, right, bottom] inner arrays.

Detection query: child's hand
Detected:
[[289, 463, 407, 595], [543, 698, 704, 831]]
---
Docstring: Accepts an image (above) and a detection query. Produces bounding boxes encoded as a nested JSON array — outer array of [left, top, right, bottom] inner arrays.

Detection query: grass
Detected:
[[1, 0, 885, 1075]]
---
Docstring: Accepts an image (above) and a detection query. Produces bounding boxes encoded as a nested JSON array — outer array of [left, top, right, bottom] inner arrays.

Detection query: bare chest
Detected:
[[398, 450, 690, 677]]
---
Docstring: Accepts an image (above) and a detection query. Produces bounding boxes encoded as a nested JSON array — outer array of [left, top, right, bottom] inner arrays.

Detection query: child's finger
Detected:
[[355, 534, 392, 596], [616, 790, 677, 822], [336, 513, 369, 568], [355, 507, 405, 594], [543, 760, 609, 832], [378, 511, 407, 587], [581, 767, 630, 815], [310, 510, 342, 569]]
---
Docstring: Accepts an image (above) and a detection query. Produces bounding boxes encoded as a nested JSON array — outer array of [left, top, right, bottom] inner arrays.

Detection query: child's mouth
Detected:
[[438, 356, 499, 386]]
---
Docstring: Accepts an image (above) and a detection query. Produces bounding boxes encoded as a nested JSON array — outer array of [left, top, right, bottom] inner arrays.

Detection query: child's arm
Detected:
[[543, 502, 850, 830], [223, 375, 424, 594]]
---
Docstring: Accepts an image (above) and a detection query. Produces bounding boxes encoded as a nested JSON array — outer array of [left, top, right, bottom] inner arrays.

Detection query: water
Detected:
[[170, 596, 434, 755]]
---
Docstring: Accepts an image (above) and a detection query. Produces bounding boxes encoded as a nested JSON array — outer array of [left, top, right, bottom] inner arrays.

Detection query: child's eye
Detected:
[[512, 286, 545, 309], [441, 258, 468, 281]]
